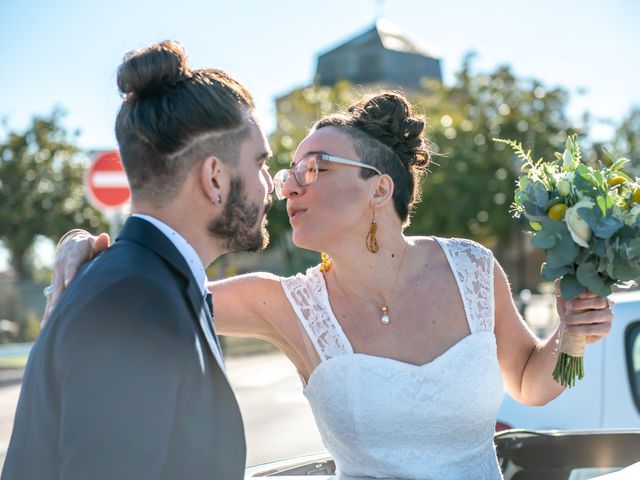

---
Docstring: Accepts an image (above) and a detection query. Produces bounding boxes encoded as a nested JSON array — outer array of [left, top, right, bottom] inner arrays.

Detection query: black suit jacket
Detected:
[[2, 217, 246, 479]]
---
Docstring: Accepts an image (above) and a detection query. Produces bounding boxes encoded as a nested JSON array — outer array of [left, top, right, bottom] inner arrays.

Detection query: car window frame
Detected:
[[624, 320, 640, 414]]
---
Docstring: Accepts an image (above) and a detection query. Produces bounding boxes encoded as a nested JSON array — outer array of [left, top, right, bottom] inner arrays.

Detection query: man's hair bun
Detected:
[[117, 40, 190, 97]]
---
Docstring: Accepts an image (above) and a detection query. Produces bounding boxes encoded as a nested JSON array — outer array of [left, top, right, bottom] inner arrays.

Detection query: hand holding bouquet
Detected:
[[497, 135, 639, 387]]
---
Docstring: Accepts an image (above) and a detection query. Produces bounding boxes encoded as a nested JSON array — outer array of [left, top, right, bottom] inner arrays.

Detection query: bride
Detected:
[[47, 91, 613, 479]]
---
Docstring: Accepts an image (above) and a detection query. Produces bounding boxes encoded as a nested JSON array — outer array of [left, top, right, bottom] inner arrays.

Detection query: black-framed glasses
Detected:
[[273, 152, 382, 200]]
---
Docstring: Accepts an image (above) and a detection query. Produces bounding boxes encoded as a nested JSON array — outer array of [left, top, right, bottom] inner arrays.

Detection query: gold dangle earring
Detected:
[[320, 252, 333, 272], [366, 209, 379, 253]]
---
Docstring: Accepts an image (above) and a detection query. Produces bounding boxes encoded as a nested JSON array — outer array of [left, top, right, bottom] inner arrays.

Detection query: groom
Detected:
[[2, 41, 273, 480]]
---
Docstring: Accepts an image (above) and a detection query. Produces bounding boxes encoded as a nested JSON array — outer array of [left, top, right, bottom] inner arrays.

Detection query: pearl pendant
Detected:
[[380, 306, 390, 325]]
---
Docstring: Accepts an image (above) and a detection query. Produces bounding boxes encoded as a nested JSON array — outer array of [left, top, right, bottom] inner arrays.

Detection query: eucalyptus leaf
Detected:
[[575, 250, 591, 264], [523, 201, 545, 217], [625, 238, 640, 259], [613, 257, 640, 281], [560, 274, 586, 299], [546, 230, 580, 268], [528, 182, 550, 209], [576, 262, 608, 295], [573, 168, 599, 197], [592, 238, 607, 257], [596, 256, 610, 273], [617, 225, 637, 240], [532, 230, 557, 249], [541, 263, 571, 281], [578, 207, 623, 239]]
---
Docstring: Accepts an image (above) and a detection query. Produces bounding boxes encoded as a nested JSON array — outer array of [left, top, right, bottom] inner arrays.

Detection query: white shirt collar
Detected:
[[132, 214, 208, 296]]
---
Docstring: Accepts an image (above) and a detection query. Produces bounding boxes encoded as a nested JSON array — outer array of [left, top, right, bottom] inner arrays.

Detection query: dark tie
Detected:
[[205, 292, 214, 318], [204, 291, 223, 355]]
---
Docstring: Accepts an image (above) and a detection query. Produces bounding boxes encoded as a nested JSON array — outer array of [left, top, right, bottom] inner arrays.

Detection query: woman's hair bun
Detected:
[[117, 40, 190, 97], [348, 91, 430, 169]]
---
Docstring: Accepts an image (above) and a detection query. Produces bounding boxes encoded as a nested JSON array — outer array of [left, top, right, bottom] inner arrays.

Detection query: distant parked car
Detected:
[[244, 430, 640, 479], [498, 290, 640, 431]]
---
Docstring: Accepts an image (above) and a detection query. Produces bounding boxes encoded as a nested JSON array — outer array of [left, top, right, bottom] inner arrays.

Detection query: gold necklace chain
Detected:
[[333, 241, 409, 325]]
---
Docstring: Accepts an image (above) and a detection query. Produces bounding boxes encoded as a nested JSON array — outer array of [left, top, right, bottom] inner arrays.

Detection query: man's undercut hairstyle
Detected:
[[115, 40, 255, 204]]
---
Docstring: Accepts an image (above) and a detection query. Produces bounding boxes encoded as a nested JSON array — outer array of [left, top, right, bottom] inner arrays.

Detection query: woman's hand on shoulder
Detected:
[[43, 230, 110, 325]]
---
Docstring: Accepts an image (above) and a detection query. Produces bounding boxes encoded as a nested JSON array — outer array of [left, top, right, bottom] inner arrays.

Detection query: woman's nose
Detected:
[[281, 170, 302, 198]]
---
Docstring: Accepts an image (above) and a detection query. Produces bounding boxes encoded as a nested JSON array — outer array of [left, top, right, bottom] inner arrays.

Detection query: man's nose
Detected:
[[263, 168, 275, 194]]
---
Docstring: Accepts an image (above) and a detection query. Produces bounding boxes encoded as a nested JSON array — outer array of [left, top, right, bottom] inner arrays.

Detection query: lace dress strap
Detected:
[[280, 265, 353, 362], [435, 237, 495, 333]]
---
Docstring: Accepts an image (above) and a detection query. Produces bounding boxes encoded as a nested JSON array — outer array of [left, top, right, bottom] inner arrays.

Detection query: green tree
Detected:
[[612, 107, 640, 172], [408, 53, 578, 251], [0, 108, 105, 280]]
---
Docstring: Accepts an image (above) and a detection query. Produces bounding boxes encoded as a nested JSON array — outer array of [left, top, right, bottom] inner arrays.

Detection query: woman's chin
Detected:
[[290, 230, 320, 253]]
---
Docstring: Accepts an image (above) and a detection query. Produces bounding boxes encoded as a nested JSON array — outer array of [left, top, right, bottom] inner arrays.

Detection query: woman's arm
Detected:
[[493, 259, 613, 406], [45, 230, 292, 346], [209, 272, 290, 342]]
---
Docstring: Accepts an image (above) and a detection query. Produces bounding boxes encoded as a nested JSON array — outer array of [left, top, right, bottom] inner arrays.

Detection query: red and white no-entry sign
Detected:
[[85, 151, 131, 212]]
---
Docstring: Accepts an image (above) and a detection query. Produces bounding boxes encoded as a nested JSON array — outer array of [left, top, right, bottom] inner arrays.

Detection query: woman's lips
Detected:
[[288, 208, 307, 222]]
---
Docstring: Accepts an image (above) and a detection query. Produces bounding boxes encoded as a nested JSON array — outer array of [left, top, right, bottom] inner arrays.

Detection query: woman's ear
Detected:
[[370, 174, 394, 208], [199, 156, 227, 206]]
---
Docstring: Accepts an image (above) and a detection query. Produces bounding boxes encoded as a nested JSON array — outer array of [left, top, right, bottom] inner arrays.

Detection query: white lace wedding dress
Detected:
[[280, 237, 504, 480]]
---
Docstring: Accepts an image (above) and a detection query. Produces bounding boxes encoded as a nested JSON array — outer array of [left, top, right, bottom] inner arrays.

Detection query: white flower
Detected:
[[564, 199, 593, 247], [554, 172, 573, 197], [557, 178, 571, 196]]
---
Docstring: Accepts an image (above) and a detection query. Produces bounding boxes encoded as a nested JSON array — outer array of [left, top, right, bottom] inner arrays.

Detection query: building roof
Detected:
[[319, 18, 440, 60]]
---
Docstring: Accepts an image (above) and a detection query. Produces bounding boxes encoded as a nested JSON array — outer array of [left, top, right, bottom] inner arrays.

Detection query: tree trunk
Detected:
[[10, 248, 32, 281]]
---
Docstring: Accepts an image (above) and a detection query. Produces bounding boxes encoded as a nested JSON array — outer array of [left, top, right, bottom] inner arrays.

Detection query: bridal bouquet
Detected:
[[496, 135, 640, 387]]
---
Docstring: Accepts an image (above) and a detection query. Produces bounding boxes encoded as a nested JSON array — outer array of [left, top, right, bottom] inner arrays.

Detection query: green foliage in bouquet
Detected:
[[495, 135, 640, 387], [498, 135, 640, 299]]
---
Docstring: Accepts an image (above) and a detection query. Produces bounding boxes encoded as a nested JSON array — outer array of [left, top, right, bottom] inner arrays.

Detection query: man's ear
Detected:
[[199, 156, 227, 206], [370, 174, 394, 208]]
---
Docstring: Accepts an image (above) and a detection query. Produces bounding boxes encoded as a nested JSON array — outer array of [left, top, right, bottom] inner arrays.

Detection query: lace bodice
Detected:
[[281, 237, 504, 479]]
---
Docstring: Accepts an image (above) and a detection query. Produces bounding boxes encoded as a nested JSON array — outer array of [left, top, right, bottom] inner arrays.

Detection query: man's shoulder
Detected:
[[72, 240, 181, 295], [50, 243, 190, 334]]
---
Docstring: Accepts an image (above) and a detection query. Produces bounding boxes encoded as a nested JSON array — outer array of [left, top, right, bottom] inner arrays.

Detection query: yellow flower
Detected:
[[608, 175, 627, 188], [548, 203, 568, 221]]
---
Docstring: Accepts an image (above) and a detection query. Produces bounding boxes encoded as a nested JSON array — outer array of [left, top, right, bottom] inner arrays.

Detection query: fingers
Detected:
[[564, 321, 612, 337], [578, 290, 598, 299], [44, 231, 105, 325], [563, 307, 614, 325], [43, 262, 66, 326], [90, 233, 110, 254], [565, 296, 613, 313], [562, 295, 614, 339]]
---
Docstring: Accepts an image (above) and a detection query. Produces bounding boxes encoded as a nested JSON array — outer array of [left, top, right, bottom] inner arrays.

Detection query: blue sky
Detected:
[[1, 0, 639, 149], [1, 0, 639, 269]]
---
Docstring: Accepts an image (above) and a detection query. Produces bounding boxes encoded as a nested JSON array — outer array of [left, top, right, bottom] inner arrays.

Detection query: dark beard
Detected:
[[208, 176, 271, 253]]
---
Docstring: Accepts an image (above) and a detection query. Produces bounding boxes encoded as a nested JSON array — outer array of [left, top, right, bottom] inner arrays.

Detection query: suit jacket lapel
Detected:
[[116, 217, 227, 374]]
